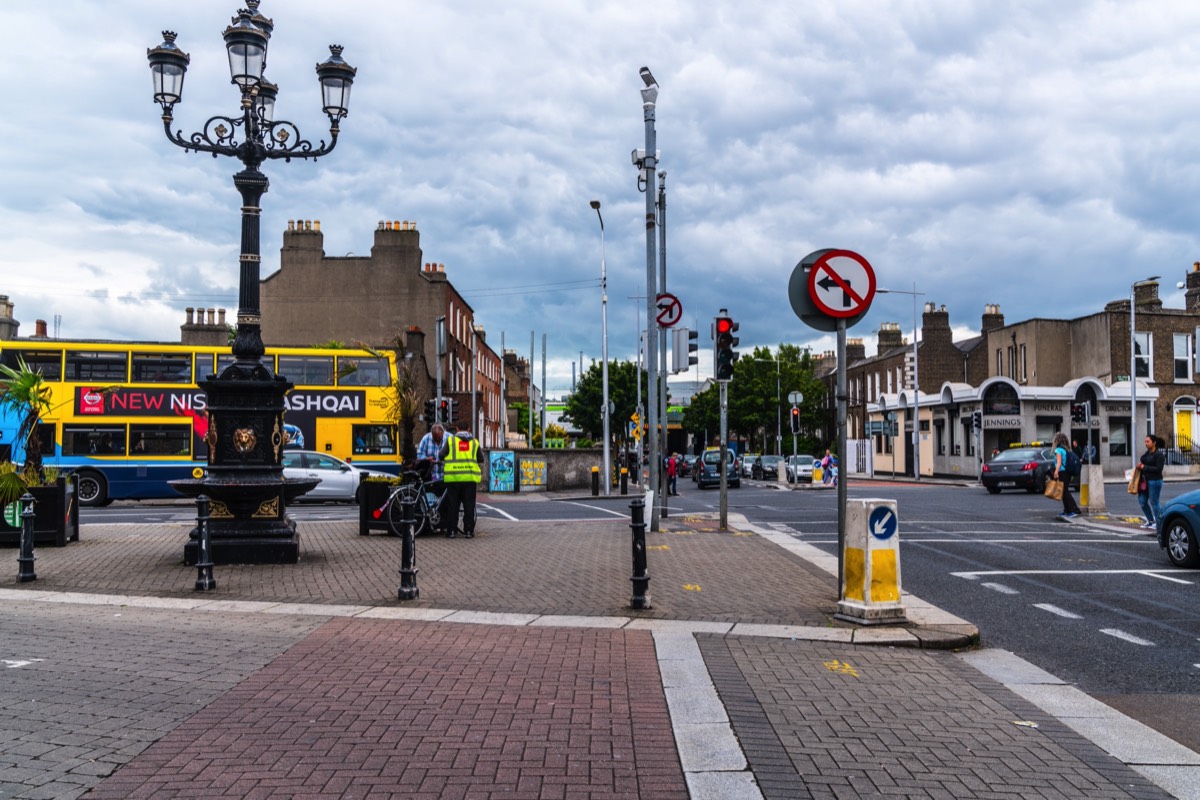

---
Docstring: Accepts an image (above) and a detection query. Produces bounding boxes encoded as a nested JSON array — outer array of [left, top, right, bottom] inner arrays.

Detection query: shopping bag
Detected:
[[1126, 465, 1141, 495], [1043, 478, 1063, 501]]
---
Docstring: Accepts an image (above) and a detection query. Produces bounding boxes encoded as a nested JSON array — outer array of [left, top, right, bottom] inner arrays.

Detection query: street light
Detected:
[[636, 66, 662, 528], [590, 200, 611, 495], [148, 1, 356, 565], [1130, 275, 1161, 474], [877, 284, 925, 480]]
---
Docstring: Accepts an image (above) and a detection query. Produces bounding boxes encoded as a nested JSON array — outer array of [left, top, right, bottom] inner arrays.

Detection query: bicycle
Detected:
[[373, 469, 446, 537]]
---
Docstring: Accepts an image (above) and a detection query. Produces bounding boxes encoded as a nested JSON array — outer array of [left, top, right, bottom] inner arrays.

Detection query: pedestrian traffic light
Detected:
[[713, 310, 739, 381], [972, 410, 982, 429], [423, 399, 436, 425], [790, 405, 801, 435], [1071, 403, 1087, 424], [672, 327, 699, 374]]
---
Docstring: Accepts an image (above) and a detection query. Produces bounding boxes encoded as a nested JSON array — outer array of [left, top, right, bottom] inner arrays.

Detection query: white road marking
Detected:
[[560, 501, 633, 518], [1100, 628, 1155, 646], [1033, 603, 1082, 619], [477, 503, 517, 521], [981, 582, 1020, 595], [1140, 571, 1193, 585], [3, 659, 44, 668], [953, 569, 1186, 580]]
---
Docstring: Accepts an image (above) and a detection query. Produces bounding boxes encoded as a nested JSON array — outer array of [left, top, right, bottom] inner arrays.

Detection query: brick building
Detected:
[[258, 220, 504, 447]]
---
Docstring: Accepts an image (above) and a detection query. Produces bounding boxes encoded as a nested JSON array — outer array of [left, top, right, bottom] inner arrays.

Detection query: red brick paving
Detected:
[[83, 618, 688, 800]]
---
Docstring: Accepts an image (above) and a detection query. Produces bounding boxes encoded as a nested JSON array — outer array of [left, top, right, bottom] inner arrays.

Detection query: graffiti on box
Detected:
[[489, 451, 515, 492], [520, 458, 547, 488]]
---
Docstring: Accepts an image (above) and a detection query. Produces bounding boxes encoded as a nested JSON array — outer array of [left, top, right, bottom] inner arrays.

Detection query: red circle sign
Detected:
[[807, 250, 876, 318]]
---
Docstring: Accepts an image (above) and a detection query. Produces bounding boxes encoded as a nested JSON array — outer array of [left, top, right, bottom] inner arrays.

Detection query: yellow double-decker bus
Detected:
[[0, 340, 401, 506]]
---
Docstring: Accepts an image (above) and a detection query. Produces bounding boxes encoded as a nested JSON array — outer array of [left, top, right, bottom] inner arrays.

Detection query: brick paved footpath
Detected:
[[0, 509, 1189, 798]]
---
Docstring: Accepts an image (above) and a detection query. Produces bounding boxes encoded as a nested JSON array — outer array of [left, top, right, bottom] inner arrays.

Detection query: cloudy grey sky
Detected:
[[2, 1, 1198, 397]]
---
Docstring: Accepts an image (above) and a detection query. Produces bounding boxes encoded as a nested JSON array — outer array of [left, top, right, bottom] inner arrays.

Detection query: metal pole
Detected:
[[592, 202, 612, 495], [541, 333, 547, 439], [629, 497, 651, 609], [397, 489, 418, 600], [776, 359, 782, 455], [1130, 276, 1160, 473], [836, 319, 848, 600], [529, 332, 535, 446], [17, 492, 35, 583], [500, 331, 507, 447], [470, 329, 477, 440], [640, 68, 661, 531], [657, 170, 668, 516], [194, 494, 216, 591], [435, 316, 446, 424], [912, 284, 920, 481], [719, 380, 729, 531]]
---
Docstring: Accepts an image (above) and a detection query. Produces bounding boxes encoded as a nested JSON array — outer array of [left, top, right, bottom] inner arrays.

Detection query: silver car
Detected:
[[786, 455, 817, 483], [281, 450, 395, 503]]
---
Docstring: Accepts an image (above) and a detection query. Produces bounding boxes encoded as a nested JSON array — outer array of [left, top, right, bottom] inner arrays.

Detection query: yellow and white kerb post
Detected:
[[836, 499, 907, 624]]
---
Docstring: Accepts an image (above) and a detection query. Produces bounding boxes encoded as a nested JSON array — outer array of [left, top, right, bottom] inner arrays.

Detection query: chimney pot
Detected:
[[35, 319, 47, 337], [185, 307, 195, 325]]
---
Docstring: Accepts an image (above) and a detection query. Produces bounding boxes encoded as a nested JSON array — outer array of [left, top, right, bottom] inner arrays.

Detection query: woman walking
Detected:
[[1137, 434, 1166, 530], [1052, 432, 1081, 519]]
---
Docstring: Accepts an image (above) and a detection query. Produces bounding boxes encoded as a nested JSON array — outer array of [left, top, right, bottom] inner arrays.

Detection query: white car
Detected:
[[786, 455, 817, 483], [741, 453, 760, 478], [281, 450, 395, 503]]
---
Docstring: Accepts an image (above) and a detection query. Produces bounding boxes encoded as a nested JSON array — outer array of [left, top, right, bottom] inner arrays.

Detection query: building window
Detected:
[[996, 349, 1003, 376], [1133, 332, 1151, 379], [1174, 333, 1191, 381], [1019, 345, 1027, 382], [1007, 346, 1015, 379]]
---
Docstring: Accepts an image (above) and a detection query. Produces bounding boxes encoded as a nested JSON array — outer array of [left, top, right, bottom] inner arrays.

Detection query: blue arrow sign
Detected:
[[868, 506, 897, 540]]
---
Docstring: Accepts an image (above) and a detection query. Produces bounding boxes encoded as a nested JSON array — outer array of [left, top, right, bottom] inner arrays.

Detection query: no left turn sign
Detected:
[[655, 292, 682, 328], [807, 250, 876, 318]]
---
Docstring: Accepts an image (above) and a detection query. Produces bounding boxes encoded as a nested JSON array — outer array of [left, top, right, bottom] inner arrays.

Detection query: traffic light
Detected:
[[672, 327, 699, 374], [713, 310, 739, 381], [972, 410, 982, 429], [437, 397, 452, 425], [790, 405, 801, 435], [1071, 403, 1087, 424], [423, 399, 436, 425]]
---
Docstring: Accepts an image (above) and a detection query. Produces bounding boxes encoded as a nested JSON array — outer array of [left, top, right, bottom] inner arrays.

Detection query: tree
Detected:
[[561, 360, 648, 452], [509, 402, 541, 446]]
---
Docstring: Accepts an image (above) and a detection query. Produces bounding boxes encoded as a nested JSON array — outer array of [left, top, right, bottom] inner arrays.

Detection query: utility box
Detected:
[[836, 499, 906, 625]]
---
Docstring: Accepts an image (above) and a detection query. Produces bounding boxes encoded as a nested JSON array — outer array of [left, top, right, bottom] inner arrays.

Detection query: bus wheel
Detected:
[[76, 471, 108, 507]]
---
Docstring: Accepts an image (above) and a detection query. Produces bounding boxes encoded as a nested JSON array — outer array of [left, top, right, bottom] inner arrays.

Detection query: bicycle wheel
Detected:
[[387, 484, 420, 535], [421, 489, 444, 535]]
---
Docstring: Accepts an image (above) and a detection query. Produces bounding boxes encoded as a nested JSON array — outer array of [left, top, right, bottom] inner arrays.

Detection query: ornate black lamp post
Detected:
[[147, 2, 356, 564]]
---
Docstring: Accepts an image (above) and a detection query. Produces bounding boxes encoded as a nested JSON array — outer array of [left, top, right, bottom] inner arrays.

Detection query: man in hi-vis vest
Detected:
[[439, 425, 484, 538]]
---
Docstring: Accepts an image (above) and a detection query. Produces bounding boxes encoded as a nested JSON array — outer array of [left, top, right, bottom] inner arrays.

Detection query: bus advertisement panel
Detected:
[[0, 342, 401, 505]]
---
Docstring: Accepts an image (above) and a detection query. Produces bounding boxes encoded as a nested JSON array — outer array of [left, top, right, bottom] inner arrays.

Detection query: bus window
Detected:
[[1, 349, 64, 380], [35, 423, 55, 456], [338, 357, 389, 386], [217, 353, 275, 375], [278, 356, 334, 386], [132, 353, 192, 384], [130, 424, 192, 456], [63, 425, 127, 456], [65, 351, 129, 382], [352, 424, 396, 455]]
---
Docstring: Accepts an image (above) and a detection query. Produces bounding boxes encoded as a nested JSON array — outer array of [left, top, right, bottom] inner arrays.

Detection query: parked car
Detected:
[[281, 450, 395, 503], [1157, 489, 1200, 568], [753, 455, 784, 480], [741, 454, 760, 478], [696, 449, 740, 489], [786, 455, 817, 483], [680, 454, 698, 478], [980, 446, 1077, 494]]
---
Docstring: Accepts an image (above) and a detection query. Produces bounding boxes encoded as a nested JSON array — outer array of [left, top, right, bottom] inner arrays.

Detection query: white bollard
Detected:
[[836, 499, 906, 625]]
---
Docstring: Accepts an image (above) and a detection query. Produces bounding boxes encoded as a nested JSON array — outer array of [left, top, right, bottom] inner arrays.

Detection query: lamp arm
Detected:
[[161, 113, 340, 163], [259, 120, 340, 162], [161, 113, 246, 158]]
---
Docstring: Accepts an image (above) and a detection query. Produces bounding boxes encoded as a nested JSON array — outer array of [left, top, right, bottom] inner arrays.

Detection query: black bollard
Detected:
[[397, 490, 419, 600], [629, 497, 651, 609], [194, 495, 216, 591], [591, 466, 600, 496], [620, 467, 628, 495], [17, 492, 36, 583]]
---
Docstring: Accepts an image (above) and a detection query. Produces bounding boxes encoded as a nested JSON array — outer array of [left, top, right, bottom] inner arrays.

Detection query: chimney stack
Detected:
[[981, 303, 1005, 332]]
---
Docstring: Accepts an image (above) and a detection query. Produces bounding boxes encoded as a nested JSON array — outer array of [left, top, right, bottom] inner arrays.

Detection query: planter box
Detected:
[[358, 479, 401, 536], [0, 474, 80, 547]]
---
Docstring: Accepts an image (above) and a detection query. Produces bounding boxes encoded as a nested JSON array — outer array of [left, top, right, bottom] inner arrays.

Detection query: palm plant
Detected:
[[0, 358, 53, 505]]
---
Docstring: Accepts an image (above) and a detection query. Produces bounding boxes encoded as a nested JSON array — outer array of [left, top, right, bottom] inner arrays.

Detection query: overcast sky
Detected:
[[2, 1, 1199, 398]]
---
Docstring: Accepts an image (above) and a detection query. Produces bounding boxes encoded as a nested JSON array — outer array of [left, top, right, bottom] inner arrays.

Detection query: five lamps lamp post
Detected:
[[147, 1, 356, 564], [1130, 275, 1161, 475]]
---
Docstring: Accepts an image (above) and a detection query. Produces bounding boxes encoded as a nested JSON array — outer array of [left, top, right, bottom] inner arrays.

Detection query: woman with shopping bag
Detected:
[[1136, 435, 1166, 530], [1051, 432, 1081, 519]]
